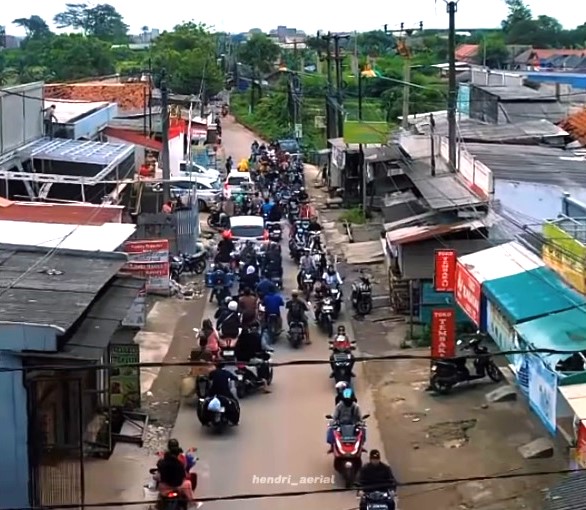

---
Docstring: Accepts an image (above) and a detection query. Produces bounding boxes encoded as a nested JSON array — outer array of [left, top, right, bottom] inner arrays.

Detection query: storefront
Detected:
[[454, 241, 545, 329]]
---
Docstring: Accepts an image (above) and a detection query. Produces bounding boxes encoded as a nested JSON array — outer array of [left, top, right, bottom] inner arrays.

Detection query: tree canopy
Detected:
[[53, 3, 128, 42], [238, 33, 280, 74]]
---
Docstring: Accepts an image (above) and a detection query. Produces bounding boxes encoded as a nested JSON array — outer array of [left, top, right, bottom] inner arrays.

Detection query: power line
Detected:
[[5, 465, 580, 510]]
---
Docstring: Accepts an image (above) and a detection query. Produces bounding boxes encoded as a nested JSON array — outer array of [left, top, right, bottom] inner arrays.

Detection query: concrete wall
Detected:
[[0, 323, 58, 509], [470, 69, 524, 87], [0, 82, 44, 155], [73, 104, 118, 140]]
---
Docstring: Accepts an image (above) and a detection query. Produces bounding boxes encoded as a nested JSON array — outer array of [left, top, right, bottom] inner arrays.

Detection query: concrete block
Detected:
[[518, 437, 554, 459], [485, 385, 517, 403]]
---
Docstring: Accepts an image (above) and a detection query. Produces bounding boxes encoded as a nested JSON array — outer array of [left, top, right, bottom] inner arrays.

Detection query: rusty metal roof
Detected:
[[385, 219, 488, 246], [0, 199, 123, 225], [559, 109, 586, 145]]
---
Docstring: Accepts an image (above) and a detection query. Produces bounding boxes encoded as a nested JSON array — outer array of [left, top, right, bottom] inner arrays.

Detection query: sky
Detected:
[[3, 0, 586, 36]]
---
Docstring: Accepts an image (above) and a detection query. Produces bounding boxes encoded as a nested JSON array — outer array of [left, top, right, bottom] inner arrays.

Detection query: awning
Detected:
[[485, 267, 586, 324], [386, 219, 487, 246], [17, 137, 135, 176], [104, 127, 162, 152]]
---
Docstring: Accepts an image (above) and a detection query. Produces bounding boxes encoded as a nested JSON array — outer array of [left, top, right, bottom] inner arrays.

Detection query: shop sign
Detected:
[[431, 308, 456, 358], [123, 239, 169, 293], [454, 262, 482, 325], [527, 354, 558, 434], [434, 249, 457, 292], [486, 300, 523, 372], [109, 343, 141, 410], [576, 421, 586, 468]]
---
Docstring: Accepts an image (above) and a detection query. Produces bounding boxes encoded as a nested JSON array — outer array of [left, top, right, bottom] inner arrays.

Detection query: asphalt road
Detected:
[[172, 116, 384, 510]]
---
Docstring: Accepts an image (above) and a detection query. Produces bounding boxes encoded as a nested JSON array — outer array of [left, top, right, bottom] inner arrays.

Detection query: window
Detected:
[[228, 176, 248, 186], [231, 225, 264, 238], [172, 181, 195, 190], [209, 179, 221, 190]]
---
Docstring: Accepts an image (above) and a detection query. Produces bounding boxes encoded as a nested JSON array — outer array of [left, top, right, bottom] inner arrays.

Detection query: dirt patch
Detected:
[[426, 419, 477, 449], [143, 296, 207, 428]]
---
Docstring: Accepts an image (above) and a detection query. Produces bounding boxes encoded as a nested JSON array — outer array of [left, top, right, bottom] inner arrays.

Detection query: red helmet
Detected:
[[222, 230, 232, 240]]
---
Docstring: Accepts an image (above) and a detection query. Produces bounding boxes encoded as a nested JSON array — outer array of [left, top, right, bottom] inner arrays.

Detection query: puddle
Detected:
[[426, 419, 477, 448]]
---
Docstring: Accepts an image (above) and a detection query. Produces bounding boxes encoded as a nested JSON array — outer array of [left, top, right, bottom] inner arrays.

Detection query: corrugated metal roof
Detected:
[[543, 471, 586, 510], [484, 266, 586, 324], [386, 219, 487, 245], [0, 200, 123, 225], [474, 85, 554, 101], [0, 220, 135, 251], [458, 240, 544, 284]]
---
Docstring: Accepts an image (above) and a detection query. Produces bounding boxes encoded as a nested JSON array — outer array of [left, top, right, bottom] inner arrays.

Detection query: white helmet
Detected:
[[228, 300, 238, 312], [335, 381, 347, 390], [224, 296, 232, 304]]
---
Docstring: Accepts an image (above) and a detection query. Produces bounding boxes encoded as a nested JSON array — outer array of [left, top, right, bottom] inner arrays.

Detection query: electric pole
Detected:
[[333, 33, 350, 138], [319, 32, 335, 140], [446, 0, 458, 171], [160, 69, 171, 203]]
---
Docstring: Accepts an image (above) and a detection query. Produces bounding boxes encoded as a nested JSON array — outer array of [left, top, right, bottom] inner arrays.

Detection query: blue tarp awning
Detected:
[[484, 267, 586, 324], [514, 306, 586, 370]]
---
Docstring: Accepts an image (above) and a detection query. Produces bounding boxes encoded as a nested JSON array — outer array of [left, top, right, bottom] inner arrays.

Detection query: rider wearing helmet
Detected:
[[218, 301, 240, 340], [334, 381, 357, 404], [216, 230, 235, 263], [358, 450, 397, 510], [285, 289, 311, 344], [323, 265, 343, 288], [156, 439, 194, 501], [298, 186, 309, 203], [327, 388, 362, 452]]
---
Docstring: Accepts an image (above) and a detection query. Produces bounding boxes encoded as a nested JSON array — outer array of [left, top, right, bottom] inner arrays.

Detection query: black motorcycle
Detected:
[[361, 490, 396, 510], [351, 273, 373, 315], [319, 295, 335, 337], [330, 351, 355, 384], [169, 255, 184, 282], [235, 349, 274, 396], [207, 208, 228, 229], [182, 251, 207, 275], [197, 394, 237, 431], [266, 221, 282, 242], [430, 336, 503, 394], [301, 270, 315, 301], [287, 320, 305, 349], [329, 285, 343, 318]]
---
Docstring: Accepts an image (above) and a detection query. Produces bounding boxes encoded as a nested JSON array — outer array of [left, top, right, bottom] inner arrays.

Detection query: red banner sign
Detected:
[[431, 308, 456, 358], [454, 262, 482, 325], [123, 239, 169, 292], [434, 249, 457, 292]]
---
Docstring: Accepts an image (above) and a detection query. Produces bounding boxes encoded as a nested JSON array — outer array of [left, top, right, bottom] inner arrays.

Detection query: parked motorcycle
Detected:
[[325, 414, 370, 487], [351, 272, 373, 315], [182, 251, 207, 275], [207, 208, 227, 229], [360, 490, 397, 510], [430, 335, 503, 394], [287, 320, 306, 349], [170, 255, 184, 282]]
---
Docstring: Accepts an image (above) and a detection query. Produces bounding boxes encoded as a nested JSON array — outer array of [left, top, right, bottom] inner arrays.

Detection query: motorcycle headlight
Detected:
[[431, 365, 437, 372]]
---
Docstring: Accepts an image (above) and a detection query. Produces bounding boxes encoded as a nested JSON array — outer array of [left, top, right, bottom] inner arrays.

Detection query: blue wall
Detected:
[[457, 84, 470, 115], [0, 323, 58, 509], [524, 72, 586, 89]]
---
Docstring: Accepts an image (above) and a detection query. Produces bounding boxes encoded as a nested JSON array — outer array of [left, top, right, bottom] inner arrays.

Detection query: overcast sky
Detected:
[[4, 0, 586, 36]]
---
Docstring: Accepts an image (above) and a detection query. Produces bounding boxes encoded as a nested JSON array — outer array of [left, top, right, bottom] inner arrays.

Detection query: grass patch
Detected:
[[339, 207, 367, 225]]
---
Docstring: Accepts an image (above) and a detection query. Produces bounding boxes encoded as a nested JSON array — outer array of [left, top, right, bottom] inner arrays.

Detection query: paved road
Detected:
[[173, 116, 384, 510]]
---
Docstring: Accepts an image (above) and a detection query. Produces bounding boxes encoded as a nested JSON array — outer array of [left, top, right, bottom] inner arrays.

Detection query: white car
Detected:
[[228, 215, 268, 243], [223, 171, 253, 198], [150, 175, 221, 211], [179, 161, 220, 181]]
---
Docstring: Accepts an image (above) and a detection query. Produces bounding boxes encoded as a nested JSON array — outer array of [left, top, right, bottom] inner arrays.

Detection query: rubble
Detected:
[[44, 82, 148, 110]]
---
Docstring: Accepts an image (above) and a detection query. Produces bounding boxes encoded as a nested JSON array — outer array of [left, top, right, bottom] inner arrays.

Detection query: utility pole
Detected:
[[148, 58, 153, 135], [319, 32, 335, 140], [293, 40, 298, 71], [250, 66, 256, 113], [430, 113, 436, 177], [332, 33, 350, 138], [358, 66, 366, 215], [160, 69, 171, 203], [446, 0, 458, 171]]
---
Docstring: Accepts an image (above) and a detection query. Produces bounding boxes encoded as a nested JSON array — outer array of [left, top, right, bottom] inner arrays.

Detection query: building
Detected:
[[513, 48, 586, 71], [0, 244, 142, 510]]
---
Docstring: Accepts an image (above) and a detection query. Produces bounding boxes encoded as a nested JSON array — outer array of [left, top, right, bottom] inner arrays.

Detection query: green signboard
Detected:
[[343, 121, 390, 144], [109, 343, 141, 409], [543, 221, 586, 260]]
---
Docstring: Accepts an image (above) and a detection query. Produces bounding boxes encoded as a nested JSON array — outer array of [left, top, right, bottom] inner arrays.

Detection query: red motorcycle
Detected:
[[325, 414, 369, 487]]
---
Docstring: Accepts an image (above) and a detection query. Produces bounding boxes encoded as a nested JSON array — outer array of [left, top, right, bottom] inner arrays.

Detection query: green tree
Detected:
[[12, 15, 52, 41], [238, 33, 280, 74], [356, 30, 394, 57], [501, 0, 532, 32], [54, 3, 128, 41], [476, 33, 509, 68], [150, 22, 223, 96]]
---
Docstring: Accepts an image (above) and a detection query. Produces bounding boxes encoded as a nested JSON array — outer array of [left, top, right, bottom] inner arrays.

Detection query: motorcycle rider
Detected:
[[216, 231, 235, 264], [238, 287, 258, 320], [235, 320, 271, 393], [297, 249, 316, 288], [357, 450, 397, 510], [214, 296, 232, 327], [218, 300, 240, 340], [298, 186, 309, 203], [240, 241, 257, 267], [327, 388, 363, 452], [156, 441, 194, 501], [267, 201, 283, 222], [323, 265, 343, 288], [262, 287, 284, 333], [261, 197, 274, 217], [313, 279, 328, 321], [251, 140, 259, 155], [307, 216, 322, 233], [334, 381, 357, 404], [240, 265, 259, 292], [252, 192, 264, 214], [207, 361, 240, 424], [256, 276, 275, 299], [286, 289, 311, 344], [225, 156, 233, 173], [263, 242, 283, 280]]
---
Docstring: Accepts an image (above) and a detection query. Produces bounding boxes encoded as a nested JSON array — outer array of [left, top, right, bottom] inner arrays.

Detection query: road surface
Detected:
[[172, 116, 384, 510]]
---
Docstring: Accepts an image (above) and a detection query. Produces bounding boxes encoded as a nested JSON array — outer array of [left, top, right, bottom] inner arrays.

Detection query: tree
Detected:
[[239, 33, 280, 74], [476, 33, 509, 68], [356, 30, 395, 57], [12, 16, 52, 40], [501, 0, 532, 32], [53, 3, 128, 41], [150, 22, 223, 96]]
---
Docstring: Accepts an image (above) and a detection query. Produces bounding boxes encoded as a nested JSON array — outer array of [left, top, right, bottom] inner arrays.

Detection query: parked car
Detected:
[[179, 161, 220, 181], [223, 171, 253, 198], [150, 176, 221, 211]]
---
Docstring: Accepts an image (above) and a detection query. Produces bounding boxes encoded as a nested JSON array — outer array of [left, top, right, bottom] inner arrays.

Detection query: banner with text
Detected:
[[123, 239, 169, 293], [431, 308, 456, 358], [434, 249, 457, 292], [527, 354, 558, 434]]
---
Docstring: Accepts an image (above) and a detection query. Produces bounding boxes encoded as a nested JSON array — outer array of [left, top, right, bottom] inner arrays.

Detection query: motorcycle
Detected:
[[360, 490, 397, 510], [329, 335, 356, 384], [235, 348, 274, 396], [266, 313, 281, 343], [301, 270, 315, 301], [329, 285, 343, 318], [197, 395, 234, 431], [207, 208, 227, 229], [352, 272, 373, 315], [170, 255, 184, 282], [319, 295, 335, 337], [266, 221, 282, 242], [430, 336, 503, 394], [325, 414, 370, 487], [287, 320, 306, 349], [182, 252, 207, 275], [206, 266, 232, 304]]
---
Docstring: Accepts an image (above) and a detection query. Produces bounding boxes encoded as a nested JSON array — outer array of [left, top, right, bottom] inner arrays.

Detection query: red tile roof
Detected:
[[559, 109, 586, 145], [0, 200, 123, 225], [104, 127, 162, 151], [44, 82, 149, 111], [455, 44, 479, 62]]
